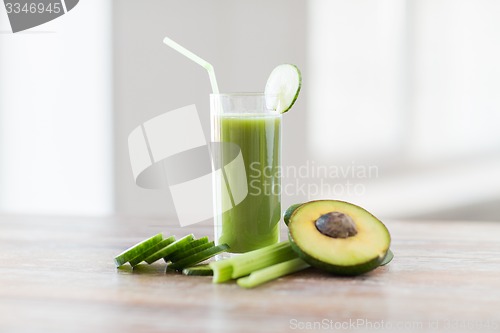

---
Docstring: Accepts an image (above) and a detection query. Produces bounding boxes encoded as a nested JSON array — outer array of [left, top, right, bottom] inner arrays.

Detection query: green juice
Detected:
[[215, 114, 281, 253]]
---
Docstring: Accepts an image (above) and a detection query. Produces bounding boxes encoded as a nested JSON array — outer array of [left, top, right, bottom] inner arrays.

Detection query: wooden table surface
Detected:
[[0, 214, 499, 333]]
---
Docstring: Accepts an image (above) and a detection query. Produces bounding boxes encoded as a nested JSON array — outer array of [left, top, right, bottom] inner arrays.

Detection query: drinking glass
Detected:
[[211, 93, 281, 253]]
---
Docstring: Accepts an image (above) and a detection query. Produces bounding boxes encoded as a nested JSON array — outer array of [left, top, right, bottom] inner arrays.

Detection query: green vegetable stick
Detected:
[[209, 259, 234, 283], [210, 241, 297, 283], [237, 258, 310, 288], [230, 242, 297, 279]]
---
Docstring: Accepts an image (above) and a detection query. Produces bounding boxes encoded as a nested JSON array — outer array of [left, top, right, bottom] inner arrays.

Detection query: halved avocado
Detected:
[[288, 200, 390, 275], [283, 203, 303, 226]]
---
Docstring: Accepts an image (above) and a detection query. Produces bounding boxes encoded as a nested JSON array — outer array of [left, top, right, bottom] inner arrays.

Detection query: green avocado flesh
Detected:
[[288, 200, 390, 275]]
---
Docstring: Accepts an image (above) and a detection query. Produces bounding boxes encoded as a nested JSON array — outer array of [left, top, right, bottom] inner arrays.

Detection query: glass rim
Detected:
[[210, 92, 281, 115]]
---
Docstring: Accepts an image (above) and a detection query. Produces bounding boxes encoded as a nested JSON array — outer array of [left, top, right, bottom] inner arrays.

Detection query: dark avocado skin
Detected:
[[288, 232, 385, 275], [283, 203, 303, 226]]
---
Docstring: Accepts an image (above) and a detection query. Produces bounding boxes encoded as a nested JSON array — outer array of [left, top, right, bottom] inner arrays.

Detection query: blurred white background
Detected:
[[1, 0, 499, 221]]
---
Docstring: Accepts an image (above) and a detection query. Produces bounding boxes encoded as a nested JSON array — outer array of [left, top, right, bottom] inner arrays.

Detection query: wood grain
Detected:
[[0, 214, 499, 333]]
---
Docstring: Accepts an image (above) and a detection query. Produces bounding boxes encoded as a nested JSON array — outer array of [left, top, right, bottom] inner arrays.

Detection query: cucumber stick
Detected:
[[237, 258, 310, 288], [169, 244, 229, 271], [129, 236, 176, 267], [182, 265, 213, 276], [144, 234, 194, 264], [166, 237, 210, 262], [114, 233, 163, 267]]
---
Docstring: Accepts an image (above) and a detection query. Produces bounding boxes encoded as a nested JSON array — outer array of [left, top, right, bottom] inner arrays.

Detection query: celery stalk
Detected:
[[209, 241, 298, 283], [230, 243, 297, 279], [209, 260, 234, 283], [237, 258, 310, 288]]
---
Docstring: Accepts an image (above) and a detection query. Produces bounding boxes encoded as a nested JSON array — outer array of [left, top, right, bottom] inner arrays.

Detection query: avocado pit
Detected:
[[315, 212, 357, 239]]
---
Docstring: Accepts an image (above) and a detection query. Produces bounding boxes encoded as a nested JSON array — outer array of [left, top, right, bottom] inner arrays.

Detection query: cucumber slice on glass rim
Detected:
[[265, 64, 302, 113]]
